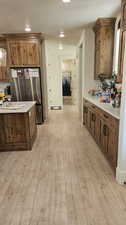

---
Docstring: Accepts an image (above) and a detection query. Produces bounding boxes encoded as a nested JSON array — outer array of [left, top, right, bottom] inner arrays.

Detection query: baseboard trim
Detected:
[[116, 167, 126, 184]]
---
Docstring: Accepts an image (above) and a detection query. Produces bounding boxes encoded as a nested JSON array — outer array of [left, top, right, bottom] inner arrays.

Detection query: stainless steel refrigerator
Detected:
[[10, 67, 44, 124]]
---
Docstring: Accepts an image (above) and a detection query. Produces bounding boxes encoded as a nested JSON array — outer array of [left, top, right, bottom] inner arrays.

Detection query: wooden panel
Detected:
[[0, 114, 5, 144], [8, 41, 22, 66], [4, 114, 28, 143], [0, 66, 8, 82], [29, 106, 37, 139], [108, 129, 119, 168], [7, 39, 40, 67], [0, 46, 9, 82], [118, 31, 125, 82], [83, 98, 119, 170], [121, 0, 126, 30], [93, 18, 116, 80]]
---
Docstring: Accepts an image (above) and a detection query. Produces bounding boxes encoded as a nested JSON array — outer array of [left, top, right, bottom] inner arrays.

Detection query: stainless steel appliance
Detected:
[[10, 67, 43, 124]]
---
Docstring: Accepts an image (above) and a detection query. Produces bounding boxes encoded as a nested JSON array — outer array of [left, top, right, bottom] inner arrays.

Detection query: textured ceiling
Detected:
[[0, 0, 121, 43]]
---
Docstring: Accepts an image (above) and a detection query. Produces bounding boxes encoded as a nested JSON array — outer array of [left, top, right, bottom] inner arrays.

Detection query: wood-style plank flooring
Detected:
[[0, 105, 126, 225]]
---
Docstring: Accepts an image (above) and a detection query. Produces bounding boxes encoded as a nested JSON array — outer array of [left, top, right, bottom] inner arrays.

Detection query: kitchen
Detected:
[[0, 0, 126, 224]]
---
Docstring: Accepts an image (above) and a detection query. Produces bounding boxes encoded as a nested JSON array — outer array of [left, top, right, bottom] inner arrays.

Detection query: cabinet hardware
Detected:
[[104, 114, 109, 119], [92, 113, 96, 122], [103, 124, 109, 136]]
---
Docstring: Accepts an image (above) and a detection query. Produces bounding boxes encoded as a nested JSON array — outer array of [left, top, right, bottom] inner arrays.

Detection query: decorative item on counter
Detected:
[[88, 89, 97, 96], [99, 90, 111, 104], [0, 90, 5, 105]]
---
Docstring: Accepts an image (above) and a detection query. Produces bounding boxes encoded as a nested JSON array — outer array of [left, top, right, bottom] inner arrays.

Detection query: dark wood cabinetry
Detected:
[[6, 33, 42, 67], [7, 41, 40, 67], [117, 0, 126, 82], [0, 33, 43, 81], [0, 105, 37, 151], [118, 31, 125, 82], [121, 0, 126, 30], [0, 38, 9, 82], [93, 18, 116, 80], [83, 98, 119, 170]]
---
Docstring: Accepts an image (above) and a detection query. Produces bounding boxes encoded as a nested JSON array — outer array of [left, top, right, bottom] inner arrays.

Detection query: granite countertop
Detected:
[[84, 95, 120, 120], [0, 101, 36, 114]]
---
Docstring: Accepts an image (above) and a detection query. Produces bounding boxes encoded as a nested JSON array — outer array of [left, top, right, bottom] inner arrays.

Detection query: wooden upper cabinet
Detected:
[[118, 30, 125, 82], [0, 39, 9, 82], [93, 18, 116, 80], [121, 0, 126, 30], [6, 33, 42, 67], [7, 40, 40, 67], [117, 0, 126, 82]]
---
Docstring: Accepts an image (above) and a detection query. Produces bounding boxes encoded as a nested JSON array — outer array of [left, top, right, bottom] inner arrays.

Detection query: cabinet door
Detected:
[[21, 42, 40, 66], [100, 121, 109, 154], [8, 41, 22, 66], [94, 114, 101, 144], [107, 130, 118, 169], [0, 48, 9, 82], [87, 108, 92, 131], [90, 112, 96, 137], [8, 40, 40, 67], [100, 26, 114, 78], [122, 0, 126, 30], [83, 106, 88, 125], [118, 31, 125, 82], [4, 114, 27, 143], [0, 115, 5, 144], [94, 31, 100, 79]]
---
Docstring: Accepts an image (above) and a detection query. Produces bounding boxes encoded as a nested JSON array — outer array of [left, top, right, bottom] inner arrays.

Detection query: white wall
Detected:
[[77, 27, 100, 103], [45, 39, 76, 109], [83, 28, 100, 95]]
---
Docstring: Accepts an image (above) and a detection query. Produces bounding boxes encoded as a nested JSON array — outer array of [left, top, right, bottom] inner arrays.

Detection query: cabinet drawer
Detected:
[[99, 110, 119, 130]]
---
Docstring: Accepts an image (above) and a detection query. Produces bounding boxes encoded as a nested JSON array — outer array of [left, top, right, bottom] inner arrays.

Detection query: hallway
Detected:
[[0, 106, 126, 225]]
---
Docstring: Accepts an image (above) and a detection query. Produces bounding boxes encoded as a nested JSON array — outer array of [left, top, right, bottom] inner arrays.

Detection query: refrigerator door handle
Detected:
[[13, 78, 20, 101], [17, 76, 22, 100], [30, 77, 35, 101]]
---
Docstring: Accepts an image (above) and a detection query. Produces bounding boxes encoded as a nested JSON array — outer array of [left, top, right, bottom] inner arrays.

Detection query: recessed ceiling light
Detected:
[[59, 43, 63, 50], [62, 0, 71, 3], [59, 32, 65, 38], [25, 25, 31, 32]]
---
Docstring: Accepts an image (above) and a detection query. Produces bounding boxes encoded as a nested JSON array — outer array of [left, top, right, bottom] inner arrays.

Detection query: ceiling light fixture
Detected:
[[59, 43, 63, 50], [59, 32, 65, 38], [62, 0, 71, 3], [25, 25, 31, 32]]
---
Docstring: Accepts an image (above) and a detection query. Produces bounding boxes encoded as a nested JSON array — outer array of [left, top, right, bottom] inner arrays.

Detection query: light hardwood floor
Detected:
[[0, 105, 126, 225]]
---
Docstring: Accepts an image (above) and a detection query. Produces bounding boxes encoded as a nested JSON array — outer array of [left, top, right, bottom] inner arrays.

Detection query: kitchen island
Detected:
[[0, 101, 37, 151]]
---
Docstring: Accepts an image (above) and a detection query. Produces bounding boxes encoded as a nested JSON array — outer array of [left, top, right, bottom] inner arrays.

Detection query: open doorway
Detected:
[[61, 59, 77, 105]]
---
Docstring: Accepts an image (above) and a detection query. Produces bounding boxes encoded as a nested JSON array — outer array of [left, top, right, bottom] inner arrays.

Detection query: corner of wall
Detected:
[[116, 167, 126, 184]]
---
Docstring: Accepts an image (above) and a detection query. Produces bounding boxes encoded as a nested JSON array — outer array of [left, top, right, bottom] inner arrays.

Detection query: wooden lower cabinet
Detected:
[[0, 105, 37, 151], [83, 98, 119, 170]]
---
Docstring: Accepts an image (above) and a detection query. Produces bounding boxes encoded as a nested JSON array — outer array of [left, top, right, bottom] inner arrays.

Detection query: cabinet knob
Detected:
[[103, 125, 109, 136]]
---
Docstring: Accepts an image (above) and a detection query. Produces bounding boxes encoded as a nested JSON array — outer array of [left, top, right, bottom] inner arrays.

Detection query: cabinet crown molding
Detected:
[[93, 18, 116, 31], [2, 33, 44, 41]]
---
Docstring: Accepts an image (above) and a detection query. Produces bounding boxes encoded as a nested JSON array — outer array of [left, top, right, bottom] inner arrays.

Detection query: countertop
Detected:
[[84, 95, 120, 120], [0, 101, 36, 114]]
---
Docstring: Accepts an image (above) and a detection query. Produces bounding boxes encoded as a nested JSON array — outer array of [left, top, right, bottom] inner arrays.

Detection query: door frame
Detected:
[[77, 31, 85, 123], [59, 55, 76, 109]]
